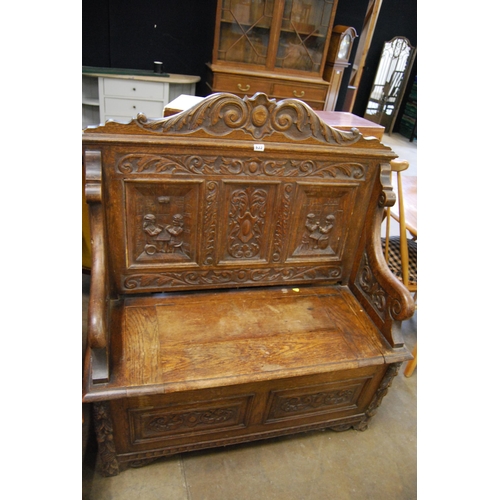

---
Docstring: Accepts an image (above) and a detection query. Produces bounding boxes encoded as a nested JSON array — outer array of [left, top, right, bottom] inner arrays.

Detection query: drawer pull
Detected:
[[132, 88, 136, 91], [238, 84, 251, 92], [293, 90, 305, 98]]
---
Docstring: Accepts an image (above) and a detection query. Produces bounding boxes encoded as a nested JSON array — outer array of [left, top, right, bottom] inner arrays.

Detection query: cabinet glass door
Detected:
[[218, 0, 275, 67], [276, 0, 334, 73]]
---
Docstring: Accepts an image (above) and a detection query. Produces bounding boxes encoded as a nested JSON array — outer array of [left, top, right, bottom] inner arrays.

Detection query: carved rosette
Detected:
[[135, 93, 362, 145]]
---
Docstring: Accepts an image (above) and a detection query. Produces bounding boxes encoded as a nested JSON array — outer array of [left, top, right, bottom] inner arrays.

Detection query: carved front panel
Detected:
[[128, 395, 253, 445], [265, 379, 369, 423], [124, 180, 201, 267], [287, 183, 359, 262]]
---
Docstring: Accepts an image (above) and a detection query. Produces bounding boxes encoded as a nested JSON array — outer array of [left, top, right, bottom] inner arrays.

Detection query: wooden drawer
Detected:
[[213, 73, 272, 95], [104, 97, 164, 118], [272, 82, 327, 102], [103, 78, 164, 100]]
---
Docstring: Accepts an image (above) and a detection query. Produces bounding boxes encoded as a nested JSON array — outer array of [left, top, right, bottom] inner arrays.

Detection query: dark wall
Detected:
[[82, 0, 416, 110], [82, 0, 218, 96]]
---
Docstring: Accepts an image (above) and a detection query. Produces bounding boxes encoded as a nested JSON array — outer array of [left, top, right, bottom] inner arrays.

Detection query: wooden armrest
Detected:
[[85, 151, 110, 384], [351, 162, 415, 347]]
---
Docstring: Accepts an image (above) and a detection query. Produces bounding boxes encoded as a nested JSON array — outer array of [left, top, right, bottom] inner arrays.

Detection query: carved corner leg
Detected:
[[355, 362, 402, 431], [93, 401, 120, 477]]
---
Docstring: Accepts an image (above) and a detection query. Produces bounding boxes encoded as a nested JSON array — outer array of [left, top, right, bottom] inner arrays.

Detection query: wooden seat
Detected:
[[86, 285, 401, 399], [83, 92, 415, 476], [382, 159, 417, 377]]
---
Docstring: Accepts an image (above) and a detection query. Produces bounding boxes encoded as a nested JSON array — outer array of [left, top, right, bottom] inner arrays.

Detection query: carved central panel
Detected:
[[220, 182, 277, 263]]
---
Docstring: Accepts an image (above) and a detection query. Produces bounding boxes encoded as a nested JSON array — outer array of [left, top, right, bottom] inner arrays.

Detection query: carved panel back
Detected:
[[84, 93, 397, 294]]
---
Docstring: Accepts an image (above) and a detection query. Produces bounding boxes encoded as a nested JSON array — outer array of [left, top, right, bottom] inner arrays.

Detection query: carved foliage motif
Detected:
[[135, 92, 362, 145], [271, 388, 357, 419], [117, 154, 365, 180], [130, 398, 252, 444], [202, 181, 219, 265], [272, 183, 293, 263], [357, 363, 401, 431], [93, 402, 120, 477], [123, 265, 342, 290], [227, 186, 268, 259], [145, 407, 238, 434], [357, 252, 387, 320], [356, 251, 404, 321]]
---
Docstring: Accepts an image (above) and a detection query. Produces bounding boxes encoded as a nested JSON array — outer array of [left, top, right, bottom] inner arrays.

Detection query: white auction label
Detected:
[[254, 144, 265, 152]]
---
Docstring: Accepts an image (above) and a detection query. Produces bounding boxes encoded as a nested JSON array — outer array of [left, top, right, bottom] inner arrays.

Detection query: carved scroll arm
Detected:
[[84, 150, 110, 384], [352, 162, 415, 347]]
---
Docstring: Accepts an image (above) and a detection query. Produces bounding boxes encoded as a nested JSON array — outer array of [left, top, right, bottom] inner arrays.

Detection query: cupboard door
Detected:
[[217, 0, 276, 68], [275, 0, 335, 74]]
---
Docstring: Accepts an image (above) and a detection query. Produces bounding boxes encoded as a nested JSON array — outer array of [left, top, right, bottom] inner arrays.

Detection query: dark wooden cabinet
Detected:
[[83, 92, 414, 476], [207, 0, 339, 109]]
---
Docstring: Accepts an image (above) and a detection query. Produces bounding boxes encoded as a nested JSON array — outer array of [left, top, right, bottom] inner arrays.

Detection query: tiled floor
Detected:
[[82, 133, 417, 500]]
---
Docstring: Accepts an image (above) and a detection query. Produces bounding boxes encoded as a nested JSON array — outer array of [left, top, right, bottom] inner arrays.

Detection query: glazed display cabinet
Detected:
[[207, 0, 339, 110]]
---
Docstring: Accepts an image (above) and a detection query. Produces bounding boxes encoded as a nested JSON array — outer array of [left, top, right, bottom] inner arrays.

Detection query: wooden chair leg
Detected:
[[404, 343, 417, 377]]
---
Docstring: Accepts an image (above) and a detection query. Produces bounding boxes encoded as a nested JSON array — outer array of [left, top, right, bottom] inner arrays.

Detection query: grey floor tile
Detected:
[[83, 454, 189, 500]]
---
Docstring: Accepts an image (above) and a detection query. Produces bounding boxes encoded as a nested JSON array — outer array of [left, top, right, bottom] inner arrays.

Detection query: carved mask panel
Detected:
[[124, 181, 201, 266], [288, 183, 359, 261]]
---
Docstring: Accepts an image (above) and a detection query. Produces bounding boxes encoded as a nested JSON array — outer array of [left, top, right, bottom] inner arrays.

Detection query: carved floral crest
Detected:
[[135, 92, 362, 145]]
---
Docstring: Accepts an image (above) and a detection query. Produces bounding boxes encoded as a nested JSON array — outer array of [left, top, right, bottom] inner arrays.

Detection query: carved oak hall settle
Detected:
[[83, 93, 415, 476]]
